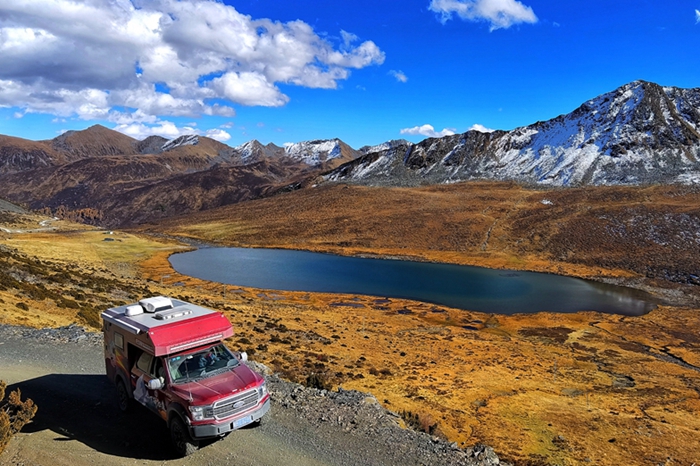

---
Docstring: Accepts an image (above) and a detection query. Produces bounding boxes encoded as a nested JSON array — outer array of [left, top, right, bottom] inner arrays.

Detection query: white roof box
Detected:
[[139, 296, 174, 313]]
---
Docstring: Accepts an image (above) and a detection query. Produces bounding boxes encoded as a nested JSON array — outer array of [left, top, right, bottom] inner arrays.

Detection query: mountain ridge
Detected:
[[0, 125, 362, 174], [326, 80, 700, 187]]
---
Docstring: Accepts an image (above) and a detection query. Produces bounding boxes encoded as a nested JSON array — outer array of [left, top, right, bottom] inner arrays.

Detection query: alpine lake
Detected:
[[169, 247, 656, 316]]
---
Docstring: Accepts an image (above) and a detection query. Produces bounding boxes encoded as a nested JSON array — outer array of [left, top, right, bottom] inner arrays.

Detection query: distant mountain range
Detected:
[[327, 81, 700, 187], [0, 80, 698, 226], [0, 125, 359, 176], [0, 125, 359, 226]]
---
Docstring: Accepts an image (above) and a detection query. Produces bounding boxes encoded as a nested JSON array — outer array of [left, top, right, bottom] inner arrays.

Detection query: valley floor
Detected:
[[2, 182, 700, 465]]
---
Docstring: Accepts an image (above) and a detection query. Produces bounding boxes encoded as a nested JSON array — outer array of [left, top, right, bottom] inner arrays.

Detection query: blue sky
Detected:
[[0, 0, 699, 149]]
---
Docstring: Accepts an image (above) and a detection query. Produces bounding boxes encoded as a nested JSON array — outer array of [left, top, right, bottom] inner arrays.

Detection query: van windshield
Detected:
[[167, 344, 239, 383]]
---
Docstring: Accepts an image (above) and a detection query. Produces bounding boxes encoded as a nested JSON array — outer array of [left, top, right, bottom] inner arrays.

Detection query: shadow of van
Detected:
[[6, 374, 177, 461]]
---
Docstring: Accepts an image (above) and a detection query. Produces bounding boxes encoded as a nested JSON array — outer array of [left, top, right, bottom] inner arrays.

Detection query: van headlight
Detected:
[[257, 382, 268, 399], [189, 405, 214, 421]]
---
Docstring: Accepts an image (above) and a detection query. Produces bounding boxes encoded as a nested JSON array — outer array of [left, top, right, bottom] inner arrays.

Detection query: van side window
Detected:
[[114, 332, 124, 350], [136, 352, 154, 373]]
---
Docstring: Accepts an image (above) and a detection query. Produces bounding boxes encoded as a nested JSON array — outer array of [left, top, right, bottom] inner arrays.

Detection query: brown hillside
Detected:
[[0, 151, 324, 228], [102, 160, 315, 226], [0, 155, 182, 207], [46, 124, 138, 158], [0, 135, 66, 173], [0, 136, 239, 204]]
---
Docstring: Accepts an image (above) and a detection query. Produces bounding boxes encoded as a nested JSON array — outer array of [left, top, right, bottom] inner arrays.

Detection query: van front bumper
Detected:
[[190, 396, 270, 439]]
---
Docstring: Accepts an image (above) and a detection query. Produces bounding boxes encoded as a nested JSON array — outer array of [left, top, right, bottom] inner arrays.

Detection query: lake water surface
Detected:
[[169, 247, 656, 316]]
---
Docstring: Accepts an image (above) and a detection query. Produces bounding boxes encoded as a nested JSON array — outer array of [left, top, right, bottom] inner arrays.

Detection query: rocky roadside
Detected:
[[262, 370, 506, 466], [0, 323, 103, 346], [0, 323, 509, 466]]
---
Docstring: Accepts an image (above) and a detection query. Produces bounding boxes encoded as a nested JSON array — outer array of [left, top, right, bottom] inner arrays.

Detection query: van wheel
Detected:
[[170, 416, 199, 457], [116, 379, 130, 412]]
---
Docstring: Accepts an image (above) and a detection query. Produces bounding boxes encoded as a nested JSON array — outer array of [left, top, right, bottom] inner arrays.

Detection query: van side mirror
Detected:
[[147, 377, 164, 390]]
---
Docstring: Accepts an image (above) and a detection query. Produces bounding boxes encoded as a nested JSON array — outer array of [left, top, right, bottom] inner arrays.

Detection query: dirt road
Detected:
[[0, 326, 499, 466]]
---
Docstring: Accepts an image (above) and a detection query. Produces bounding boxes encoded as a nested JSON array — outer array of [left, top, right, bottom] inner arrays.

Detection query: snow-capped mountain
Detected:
[[283, 139, 359, 166], [233, 140, 285, 164], [231, 138, 359, 169], [326, 81, 700, 186]]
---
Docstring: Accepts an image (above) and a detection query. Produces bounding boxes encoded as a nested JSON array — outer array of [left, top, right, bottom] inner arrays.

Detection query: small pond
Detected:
[[169, 247, 656, 316]]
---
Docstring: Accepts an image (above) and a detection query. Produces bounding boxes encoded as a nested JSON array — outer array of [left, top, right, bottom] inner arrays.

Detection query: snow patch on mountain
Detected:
[[284, 139, 343, 165], [235, 140, 260, 163], [353, 154, 395, 179], [162, 135, 199, 151], [359, 139, 412, 155]]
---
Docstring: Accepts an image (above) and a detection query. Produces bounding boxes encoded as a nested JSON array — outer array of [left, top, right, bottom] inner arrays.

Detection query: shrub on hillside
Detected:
[[77, 306, 101, 329], [0, 381, 38, 453], [399, 409, 445, 438], [304, 372, 332, 391]]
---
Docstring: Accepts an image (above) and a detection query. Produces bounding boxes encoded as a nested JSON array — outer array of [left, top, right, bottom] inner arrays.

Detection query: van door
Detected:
[[131, 352, 168, 420]]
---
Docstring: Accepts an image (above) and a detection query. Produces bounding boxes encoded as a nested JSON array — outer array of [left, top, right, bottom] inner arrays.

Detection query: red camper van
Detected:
[[102, 296, 270, 456]]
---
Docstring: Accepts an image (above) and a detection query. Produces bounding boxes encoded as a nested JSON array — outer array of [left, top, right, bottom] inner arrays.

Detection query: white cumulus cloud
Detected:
[[429, 0, 538, 30], [400, 124, 456, 138], [209, 72, 289, 107], [340, 30, 359, 49], [696, 9, 700, 23], [204, 128, 231, 142], [469, 124, 495, 133], [113, 120, 231, 142], [389, 70, 408, 83], [114, 121, 192, 140], [0, 0, 385, 124]]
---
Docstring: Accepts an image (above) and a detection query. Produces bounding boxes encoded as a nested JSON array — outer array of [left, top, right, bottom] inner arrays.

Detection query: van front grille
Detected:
[[212, 389, 259, 419]]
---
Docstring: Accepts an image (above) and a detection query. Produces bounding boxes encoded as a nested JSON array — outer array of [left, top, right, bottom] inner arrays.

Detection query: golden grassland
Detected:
[[2, 182, 700, 465]]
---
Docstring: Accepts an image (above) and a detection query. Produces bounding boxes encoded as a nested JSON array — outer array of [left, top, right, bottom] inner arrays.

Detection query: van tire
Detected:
[[116, 379, 131, 412], [170, 416, 199, 457]]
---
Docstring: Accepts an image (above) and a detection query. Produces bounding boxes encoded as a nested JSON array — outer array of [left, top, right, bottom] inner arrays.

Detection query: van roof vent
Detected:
[[125, 305, 143, 317], [139, 296, 173, 313], [153, 308, 193, 320]]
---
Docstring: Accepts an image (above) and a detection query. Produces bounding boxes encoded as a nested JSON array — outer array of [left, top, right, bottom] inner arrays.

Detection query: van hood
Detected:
[[170, 364, 262, 405]]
